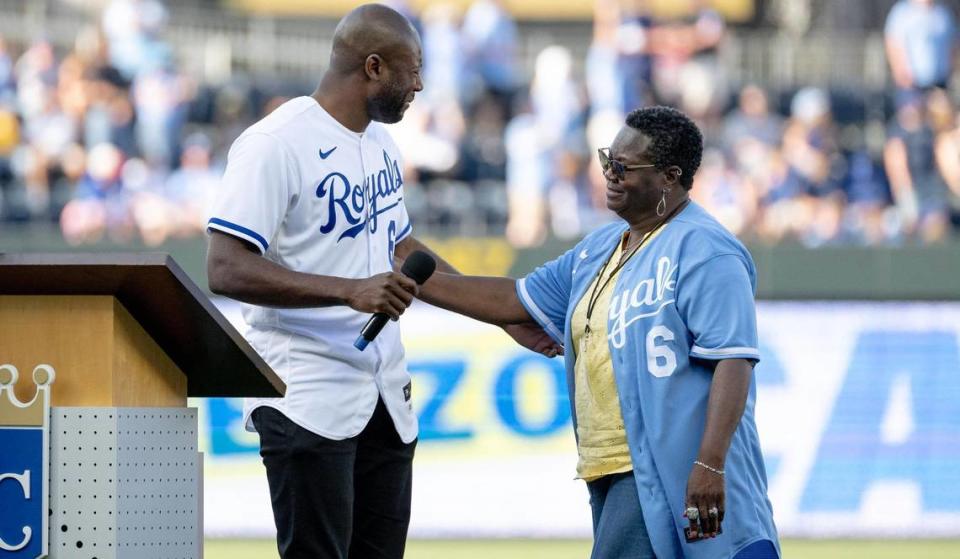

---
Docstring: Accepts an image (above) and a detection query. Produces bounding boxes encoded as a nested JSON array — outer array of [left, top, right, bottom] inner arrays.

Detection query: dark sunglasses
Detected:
[[598, 147, 655, 180]]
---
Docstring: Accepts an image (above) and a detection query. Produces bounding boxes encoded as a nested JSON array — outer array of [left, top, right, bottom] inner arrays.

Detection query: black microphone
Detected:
[[354, 250, 436, 351]]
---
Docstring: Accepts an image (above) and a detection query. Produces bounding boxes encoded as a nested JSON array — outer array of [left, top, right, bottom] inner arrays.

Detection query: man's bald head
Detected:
[[318, 4, 423, 125], [329, 4, 421, 75]]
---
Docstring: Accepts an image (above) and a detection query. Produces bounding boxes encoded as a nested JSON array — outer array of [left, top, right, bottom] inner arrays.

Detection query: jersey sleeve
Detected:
[[381, 128, 413, 243], [206, 132, 296, 254], [677, 254, 760, 362], [395, 185, 413, 243], [515, 248, 577, 344]]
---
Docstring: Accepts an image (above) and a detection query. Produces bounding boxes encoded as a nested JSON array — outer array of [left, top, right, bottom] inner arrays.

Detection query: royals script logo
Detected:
[[316, 150, 404, 242], [0, 365, 54, 559], [607, 257, 678, 349]]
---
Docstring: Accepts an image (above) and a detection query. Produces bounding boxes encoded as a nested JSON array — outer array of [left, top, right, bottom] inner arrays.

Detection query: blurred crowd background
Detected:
[[1, 0, 960, 249]]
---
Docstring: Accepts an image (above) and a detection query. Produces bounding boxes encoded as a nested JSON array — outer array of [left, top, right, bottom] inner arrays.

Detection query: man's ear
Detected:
[[365, 54, 384, 81]]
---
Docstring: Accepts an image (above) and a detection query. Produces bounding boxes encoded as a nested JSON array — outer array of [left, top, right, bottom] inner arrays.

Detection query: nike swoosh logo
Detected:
[[580, 249, 589, 259], [319, 146, 337, 159]]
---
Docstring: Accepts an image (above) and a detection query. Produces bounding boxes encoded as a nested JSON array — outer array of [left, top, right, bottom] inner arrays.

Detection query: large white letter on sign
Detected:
[[0, 470, 33, 551], [0, 364, 54, 559]]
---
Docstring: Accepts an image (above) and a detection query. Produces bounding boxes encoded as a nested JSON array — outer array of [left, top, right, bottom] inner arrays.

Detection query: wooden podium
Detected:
[[0, 253, 284, 559]]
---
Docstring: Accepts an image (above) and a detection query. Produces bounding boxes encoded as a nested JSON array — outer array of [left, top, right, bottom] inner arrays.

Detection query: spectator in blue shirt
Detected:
[[885, 0, 958, 105]]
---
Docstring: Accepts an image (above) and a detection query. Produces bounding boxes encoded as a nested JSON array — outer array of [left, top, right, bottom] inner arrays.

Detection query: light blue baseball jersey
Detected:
[[517, 202, 779, 558]]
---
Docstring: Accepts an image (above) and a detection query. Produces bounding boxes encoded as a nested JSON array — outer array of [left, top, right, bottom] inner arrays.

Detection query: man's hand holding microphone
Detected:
[[353, 251, 436, 350], [345, 272, 419, 320]]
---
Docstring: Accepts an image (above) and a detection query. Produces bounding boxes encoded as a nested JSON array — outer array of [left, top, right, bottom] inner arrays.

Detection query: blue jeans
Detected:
[[587, 472, 655, 559], [587, 471, 779, 559]]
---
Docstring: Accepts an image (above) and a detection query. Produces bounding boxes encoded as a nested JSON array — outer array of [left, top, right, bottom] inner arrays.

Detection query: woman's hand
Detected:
[[684, 358, 751, 541], [684, 461, 725, 540], [503, 322, 564, 358]]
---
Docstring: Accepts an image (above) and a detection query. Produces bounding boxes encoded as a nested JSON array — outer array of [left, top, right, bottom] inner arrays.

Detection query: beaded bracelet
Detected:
[[694, 460, 725, 476]]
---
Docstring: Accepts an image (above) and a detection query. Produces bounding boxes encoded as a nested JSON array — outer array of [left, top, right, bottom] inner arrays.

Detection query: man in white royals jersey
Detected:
[[205, 5, 560, 559]]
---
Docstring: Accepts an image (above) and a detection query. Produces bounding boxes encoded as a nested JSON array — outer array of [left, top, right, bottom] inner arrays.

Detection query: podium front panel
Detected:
[[48, 407, 201, 558]]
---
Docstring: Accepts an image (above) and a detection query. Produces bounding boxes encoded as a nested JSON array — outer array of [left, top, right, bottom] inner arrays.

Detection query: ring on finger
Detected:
[[685, 506, 699, 521], [708, 507, 719, 518]]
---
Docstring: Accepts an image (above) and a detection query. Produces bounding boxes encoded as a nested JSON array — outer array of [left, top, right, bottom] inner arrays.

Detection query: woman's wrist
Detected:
[[693, 459, 725, 476], [694, 446, 726, 472]]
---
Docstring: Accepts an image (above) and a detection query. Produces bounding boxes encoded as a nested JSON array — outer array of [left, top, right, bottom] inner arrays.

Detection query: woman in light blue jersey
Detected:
[[418, 106, 780, 558]]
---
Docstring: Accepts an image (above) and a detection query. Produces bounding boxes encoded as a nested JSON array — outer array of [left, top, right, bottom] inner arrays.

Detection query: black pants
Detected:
[[252, 399, 417, 559]]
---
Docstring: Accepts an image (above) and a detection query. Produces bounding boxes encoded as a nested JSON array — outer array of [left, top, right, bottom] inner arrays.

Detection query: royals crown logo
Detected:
[[0, 364, 55, 559], [0, 365, 54, 427]]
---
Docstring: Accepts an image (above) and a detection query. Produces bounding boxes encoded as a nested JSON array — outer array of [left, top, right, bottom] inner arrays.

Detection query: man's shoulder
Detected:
[[242, 97, 320, 140], [228, 97, 328, 164]]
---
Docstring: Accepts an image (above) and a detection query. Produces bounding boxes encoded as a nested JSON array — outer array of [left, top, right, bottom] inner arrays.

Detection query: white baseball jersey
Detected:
[[206, 96, 417, 443]]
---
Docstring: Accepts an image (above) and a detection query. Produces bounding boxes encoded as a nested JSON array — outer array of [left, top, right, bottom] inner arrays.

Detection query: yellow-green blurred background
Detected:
[[205, 538, 960, 558]]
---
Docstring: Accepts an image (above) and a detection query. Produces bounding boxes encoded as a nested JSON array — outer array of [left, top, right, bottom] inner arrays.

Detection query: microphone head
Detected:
[[400, 250, 437, 284]]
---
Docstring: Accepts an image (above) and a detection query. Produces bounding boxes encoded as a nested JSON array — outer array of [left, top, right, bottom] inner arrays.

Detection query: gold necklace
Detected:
[[583, 199, 689, 335]]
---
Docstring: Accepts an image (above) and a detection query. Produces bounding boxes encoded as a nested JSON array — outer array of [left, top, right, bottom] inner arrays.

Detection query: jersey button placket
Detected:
[[359, 133, 381, 365], [358, 133, 370, 277]]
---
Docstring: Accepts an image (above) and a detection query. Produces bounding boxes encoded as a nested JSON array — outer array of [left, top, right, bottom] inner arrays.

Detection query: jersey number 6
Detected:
[[646, 325, 677, 377]]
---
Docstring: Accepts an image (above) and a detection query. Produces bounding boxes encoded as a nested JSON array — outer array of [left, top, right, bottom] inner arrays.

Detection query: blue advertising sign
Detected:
[[200, 300, 960, 538]]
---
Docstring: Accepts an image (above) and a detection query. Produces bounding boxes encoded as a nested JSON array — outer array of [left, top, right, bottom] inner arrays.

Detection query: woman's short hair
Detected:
[[625, 106, 703, 190]]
